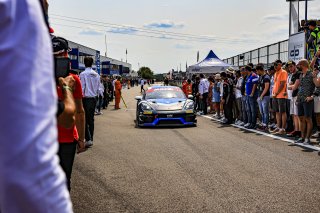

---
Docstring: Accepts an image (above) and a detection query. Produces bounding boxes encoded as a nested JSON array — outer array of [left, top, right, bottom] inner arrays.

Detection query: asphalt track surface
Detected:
[[71, 85, 320, 213]]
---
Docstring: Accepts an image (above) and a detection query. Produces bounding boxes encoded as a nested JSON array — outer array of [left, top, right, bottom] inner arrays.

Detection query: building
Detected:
[[68, 40, 132, 75]]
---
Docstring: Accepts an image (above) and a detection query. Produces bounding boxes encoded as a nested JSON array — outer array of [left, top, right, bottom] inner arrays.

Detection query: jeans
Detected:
[[58, 141, 77, 191], [83, 97, 97, 142], [257, 96, 270, 125], [246, 95, 258, 126], [235, 98, 242, 121], [96, 95, 103, 112], [241, 96, 248, 123], [202, 92, 209, 115]]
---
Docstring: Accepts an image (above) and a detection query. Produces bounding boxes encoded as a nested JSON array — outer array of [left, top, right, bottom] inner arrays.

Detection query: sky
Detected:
[[49, 0, 320, 73]]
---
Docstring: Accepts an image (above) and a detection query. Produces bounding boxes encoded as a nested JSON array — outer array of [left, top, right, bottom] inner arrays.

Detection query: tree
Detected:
[[137, 66, 154, 79]]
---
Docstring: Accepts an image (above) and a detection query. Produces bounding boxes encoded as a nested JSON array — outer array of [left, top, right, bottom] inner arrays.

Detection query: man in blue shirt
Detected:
[[245, 65, 259, 129]]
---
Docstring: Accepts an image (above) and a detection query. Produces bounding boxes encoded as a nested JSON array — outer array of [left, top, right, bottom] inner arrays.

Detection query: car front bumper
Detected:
[[138, 110, 197, 127]]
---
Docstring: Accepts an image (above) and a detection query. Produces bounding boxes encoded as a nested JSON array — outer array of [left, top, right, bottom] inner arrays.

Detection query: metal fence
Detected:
[[223, 39, 289, 68]]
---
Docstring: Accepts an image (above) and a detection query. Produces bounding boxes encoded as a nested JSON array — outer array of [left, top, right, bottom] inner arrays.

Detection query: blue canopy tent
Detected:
[[188, 50, 234, 75]]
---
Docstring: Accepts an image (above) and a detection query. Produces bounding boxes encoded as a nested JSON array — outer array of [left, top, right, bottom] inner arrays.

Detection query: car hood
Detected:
[[146, 98, 186, 111]]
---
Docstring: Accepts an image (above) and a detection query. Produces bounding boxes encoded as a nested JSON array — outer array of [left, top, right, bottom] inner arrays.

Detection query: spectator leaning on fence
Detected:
[[244, 65, 259, 129], [286, 61, 301, 138], [234, 70, 243, 125], [256, 64, 270, 131], [271, 60, 288, 135], [295, 59, 316, 145]]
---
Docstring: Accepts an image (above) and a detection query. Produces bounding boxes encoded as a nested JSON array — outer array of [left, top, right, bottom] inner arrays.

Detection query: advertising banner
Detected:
[[288, 32, 306, 63]]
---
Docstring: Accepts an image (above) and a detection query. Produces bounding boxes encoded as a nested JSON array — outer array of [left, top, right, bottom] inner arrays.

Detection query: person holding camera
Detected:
[[53, 37, 86, 191]]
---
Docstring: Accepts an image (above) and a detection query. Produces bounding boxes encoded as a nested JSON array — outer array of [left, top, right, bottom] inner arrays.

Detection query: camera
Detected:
[[52, 36, 71, 81]]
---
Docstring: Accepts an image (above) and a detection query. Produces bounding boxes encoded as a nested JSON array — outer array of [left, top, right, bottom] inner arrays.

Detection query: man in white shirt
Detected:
[[0, 0, 72, 212], [235, 71, 243, 125], [199, 74, 210, 115], [140, 79, 145, 93], [79, 57, 100, 147]]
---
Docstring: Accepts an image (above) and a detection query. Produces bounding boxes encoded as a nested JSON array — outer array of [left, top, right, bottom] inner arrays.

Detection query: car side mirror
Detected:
[[188, 95, 194, 99], [135, 96, 142, 101]]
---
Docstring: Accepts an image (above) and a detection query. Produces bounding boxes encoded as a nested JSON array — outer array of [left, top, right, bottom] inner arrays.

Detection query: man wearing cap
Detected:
[[307, 20, 320, 55], [286, 61, 301, 138], [244, 65, 259, 129], [239, 67, 248, 126], [80, 57, 100, 148], [271, 60, 288, 135]]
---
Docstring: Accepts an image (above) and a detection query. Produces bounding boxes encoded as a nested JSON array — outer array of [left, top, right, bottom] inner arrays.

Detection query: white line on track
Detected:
[[201, 115, 320, 152]]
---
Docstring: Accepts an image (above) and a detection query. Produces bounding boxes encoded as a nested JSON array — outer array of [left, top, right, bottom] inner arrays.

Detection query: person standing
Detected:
[[220, 72, 233, 124], [80, 57, 100, 148], [271, 60, 288, 135], [212, 74, 222, 119], [256, 64, 270, 131], [140, 78, 145, 93], [244, 65, 259, 129], [0, 0, 73, 212], [286, 61, 301, 138], [199, 74, 209, 115], [295, 60, 316, 145], [208, 77, 215, 114], [184, 79, 193, 97], [115, 76, 123, 110], [193, 77, 200, 111], [307, 20, 320, 57], [234, 70, 243, 125]]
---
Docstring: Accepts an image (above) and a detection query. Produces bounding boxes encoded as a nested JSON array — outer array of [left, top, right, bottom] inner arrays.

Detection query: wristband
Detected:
[[63, 86, 73, 92]]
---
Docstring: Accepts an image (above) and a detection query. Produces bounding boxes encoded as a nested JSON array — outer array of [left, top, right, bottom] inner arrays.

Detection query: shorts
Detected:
[[290, 97, 298, 115], [297, 101, 314, 118], [272, 98, 286, 113], [314, 96, 320, 113]]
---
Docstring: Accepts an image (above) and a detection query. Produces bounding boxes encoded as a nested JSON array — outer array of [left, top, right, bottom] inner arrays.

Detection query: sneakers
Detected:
[[303, 139, 312, 146], [247, 124, 256, 129], [286, 131, 301, 137], [238, 121, 245, 126], [294, 138, 304, 144], [221, 118, 228, 123], [276, 129, 286, 135], [312, 131, 320, 138], [85, 140, 93, 148], [244, 123, 251, 128], [270, 128, 279, 134]]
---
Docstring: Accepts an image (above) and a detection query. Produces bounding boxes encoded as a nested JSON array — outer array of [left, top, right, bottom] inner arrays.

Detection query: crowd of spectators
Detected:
[[188, 49, 320, 146]]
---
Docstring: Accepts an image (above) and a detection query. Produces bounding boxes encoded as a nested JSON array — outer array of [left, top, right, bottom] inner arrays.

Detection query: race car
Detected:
[[135, 86, 197, 127]]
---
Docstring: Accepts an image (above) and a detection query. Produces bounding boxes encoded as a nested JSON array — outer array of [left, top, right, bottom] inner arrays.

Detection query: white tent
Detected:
[[188, 50, 235, 75]]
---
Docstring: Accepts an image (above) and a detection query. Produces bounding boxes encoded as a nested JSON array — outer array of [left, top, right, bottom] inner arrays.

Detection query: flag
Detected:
[[290, 1, 299, 35]]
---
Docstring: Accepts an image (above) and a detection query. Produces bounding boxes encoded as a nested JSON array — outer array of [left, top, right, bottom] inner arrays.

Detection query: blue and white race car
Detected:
[[135, 86, 197, 127]]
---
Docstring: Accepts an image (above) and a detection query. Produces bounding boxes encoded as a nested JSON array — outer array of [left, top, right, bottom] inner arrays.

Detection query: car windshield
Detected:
[[145, 88, 185, 99]]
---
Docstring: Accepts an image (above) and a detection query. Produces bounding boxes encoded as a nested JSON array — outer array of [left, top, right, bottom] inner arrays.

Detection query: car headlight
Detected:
[[183, 101, 194, 110], [140, 102, 153, 111]]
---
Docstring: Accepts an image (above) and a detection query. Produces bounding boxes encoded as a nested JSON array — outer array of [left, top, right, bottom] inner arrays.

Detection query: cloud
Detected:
[[262, 14, 288, 23], [144, 20, 185, 29], [79, 28, 103, 36], [175, 44, 193, 49], [108, 26, 138, 35]]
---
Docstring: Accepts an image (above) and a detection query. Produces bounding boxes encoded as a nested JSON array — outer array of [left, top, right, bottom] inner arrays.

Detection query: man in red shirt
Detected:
[[54, 37, 86, 191]]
